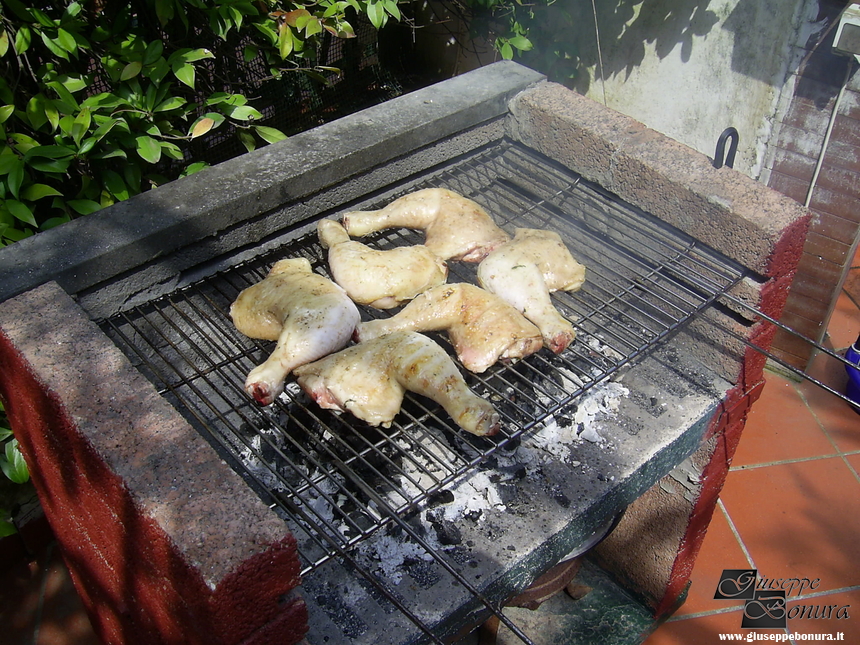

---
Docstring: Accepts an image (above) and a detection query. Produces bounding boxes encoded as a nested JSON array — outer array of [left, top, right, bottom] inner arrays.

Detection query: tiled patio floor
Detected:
[[3, 267, 859, 645]]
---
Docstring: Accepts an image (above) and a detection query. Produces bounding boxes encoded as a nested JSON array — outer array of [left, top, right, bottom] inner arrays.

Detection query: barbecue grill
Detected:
[[0, 62, 811, 645]]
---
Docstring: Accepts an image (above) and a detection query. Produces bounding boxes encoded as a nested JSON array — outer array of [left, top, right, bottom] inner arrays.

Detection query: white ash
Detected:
[[355, 380, 627, 583], [237, 431, 289, 493]]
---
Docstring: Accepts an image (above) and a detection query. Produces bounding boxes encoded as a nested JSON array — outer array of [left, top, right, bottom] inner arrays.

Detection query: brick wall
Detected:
[[768, 0, 860, 368]]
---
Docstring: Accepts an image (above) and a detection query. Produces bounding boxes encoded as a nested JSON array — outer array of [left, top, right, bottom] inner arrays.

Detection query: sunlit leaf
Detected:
[[226, 105, 264, 121], [14, 26, 32, 55], [0, 105, 13, 124], [254, 125, 287, 144], [190, 116, 215, 139], [72, 106, 91, 147], [135, 135, 161, 164], [172, 62, 195, 89], [2, 440, 29, 483], [40, 32, 69, 60], [154, 96, 185, 112], [0, 31, 9, 58], [56, 28, 77, 53]]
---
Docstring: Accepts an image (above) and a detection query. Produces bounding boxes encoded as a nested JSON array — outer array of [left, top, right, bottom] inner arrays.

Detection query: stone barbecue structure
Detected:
[[0, 63, 809, 644]]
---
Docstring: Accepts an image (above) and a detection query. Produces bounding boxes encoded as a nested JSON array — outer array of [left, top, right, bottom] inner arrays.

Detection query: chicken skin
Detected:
[[230, 257, 360, 406], [318, 219, 448, 309], [477, 228, 586, 354], [355, 283, 543, 373], [293, 331, 500, 436], [342, 188, 510, 262]]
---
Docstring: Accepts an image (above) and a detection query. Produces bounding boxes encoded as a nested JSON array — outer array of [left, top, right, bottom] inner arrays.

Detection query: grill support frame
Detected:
[[0, 62, 810, 644]]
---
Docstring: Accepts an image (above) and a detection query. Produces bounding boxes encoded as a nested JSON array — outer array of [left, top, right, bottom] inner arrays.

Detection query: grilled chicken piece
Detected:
[[230, 257, 360, 406], [294, 331, 500, 436], [355, 283, 543, 373], [342, 188, 510, 262], [477, 228, 586, 354], [318, 219, 448, 309]]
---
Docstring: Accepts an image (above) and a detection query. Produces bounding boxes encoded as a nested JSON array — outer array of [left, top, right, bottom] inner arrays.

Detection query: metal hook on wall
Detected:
[[713, 127, 739, 169]]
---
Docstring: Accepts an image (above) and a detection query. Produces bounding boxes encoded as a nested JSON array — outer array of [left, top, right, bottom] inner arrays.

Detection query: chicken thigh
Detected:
[[342, 188, 510, 262], [294, 331, 500, 436], [318, 219, 447, 309], [230, 257, 360, 406], [355, 283, 543, 373], [477, 228, 586, 354]]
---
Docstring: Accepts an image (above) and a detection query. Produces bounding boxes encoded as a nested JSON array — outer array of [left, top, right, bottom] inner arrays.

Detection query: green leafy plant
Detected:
[[0, 400, 27, 537], [0, 0, 403, 247]]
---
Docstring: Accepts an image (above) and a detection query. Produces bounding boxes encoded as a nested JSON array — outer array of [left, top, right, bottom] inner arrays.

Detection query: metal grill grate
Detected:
[[99, 140, 746, 581]]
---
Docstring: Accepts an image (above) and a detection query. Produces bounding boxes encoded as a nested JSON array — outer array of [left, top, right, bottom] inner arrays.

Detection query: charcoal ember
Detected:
[[426, 510, 463, 545]]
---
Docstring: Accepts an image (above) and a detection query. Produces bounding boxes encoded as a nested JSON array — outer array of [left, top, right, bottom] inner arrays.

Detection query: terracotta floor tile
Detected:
[[733, 373, 836, 468], [825, 290, 860, 350], [35, 546, 98, 645], [799, 353, 860, 453], [720, 458, 860, 594], [643, 608, 746, 644], [674, 505, 750, 618], [0, 553, 45, 645], [786, 587, 860, 642]]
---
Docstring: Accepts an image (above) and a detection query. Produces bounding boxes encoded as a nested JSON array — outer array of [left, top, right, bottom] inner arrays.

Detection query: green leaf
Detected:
[[0, 30, 9, 58], [507, 35, 533, 52], [0, 154, 20, 175], [102, 170, 129, 200], [72, 107, 91, 147], [41, 215, 71, 230], [135, 135, 161, 164], [121, 61, 143, 81], [67, 199, 102, 215], [56, 28, 78, 54], [23, 145, 76, 161], [5, 200, 37, 227], [239, 129, 256, 153], [25, 94, 49, 130], [254, 125, 288, 144], [22, 183, 63, 201], [278, 28, 294, 59], [180, 161, 208, 177], [155, 0, 175, 26], [143, 41, 164, 66], [145, 57, 170, 84], [154, 96, 185, 112], [40, 32, 69, 60], [6, 159, 24, 199], [14, 25, 32, 55], [172, 62, 195, 89], [366, 2, 385, 29], [160, 141, 184, 160], [0, 518, 16, 538], [500, 41, 514, 60], [225, 105, 264, 121], [1, 440, 29, 483]]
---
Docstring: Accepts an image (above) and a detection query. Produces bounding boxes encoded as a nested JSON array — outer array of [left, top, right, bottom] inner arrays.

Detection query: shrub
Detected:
[[0, 0, 403, 246]]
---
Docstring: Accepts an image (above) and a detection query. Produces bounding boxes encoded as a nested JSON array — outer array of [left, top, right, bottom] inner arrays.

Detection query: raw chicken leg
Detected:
[[355, 283, 543, 373], [342, 188, 510, 262], [230, 257, 360, 406], [294, 331, 500, 436], [318, 219, 447, 309], [477, 228, 586, 354]]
